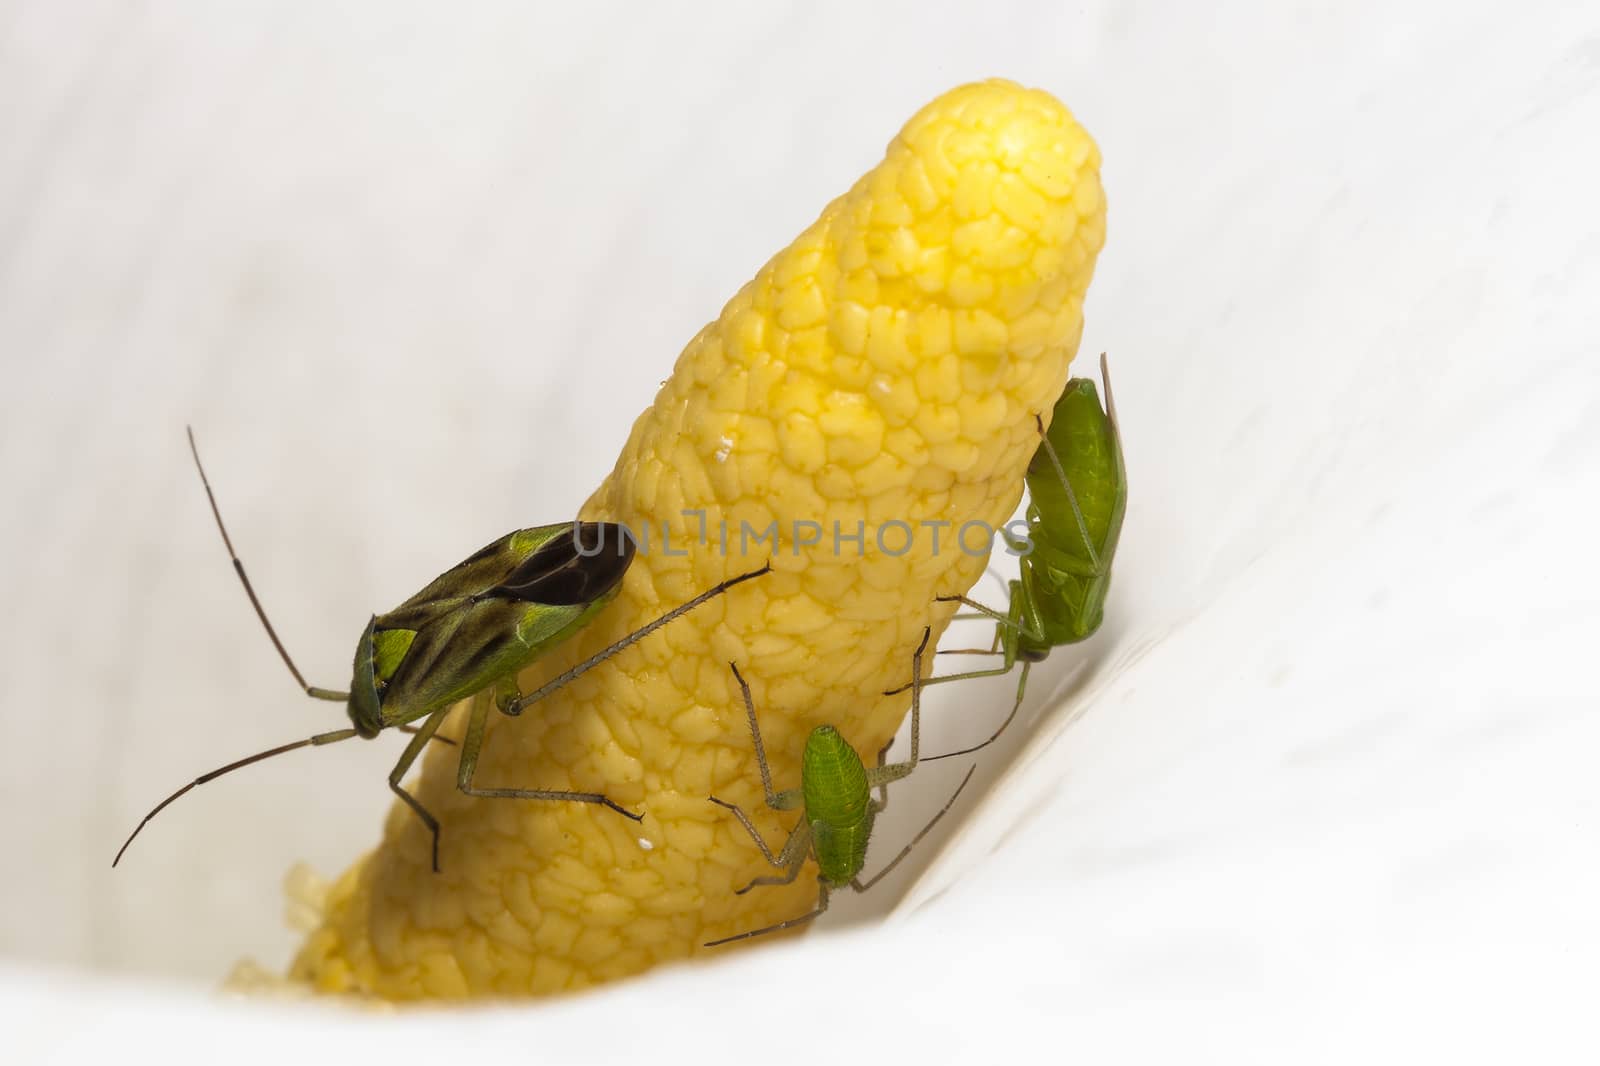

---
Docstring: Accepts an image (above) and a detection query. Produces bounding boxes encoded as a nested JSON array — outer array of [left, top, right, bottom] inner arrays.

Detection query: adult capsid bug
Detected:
[[113, 429, 770, 871], [888, 352, 1126, 760], [705, 629, 976, 947]]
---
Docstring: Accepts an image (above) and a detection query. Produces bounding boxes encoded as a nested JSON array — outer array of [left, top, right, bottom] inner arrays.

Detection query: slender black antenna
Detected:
[[508, 561, 773, 715], [187, 427, 346, 702], [112, 724, 453, 868], [112, 727, 360, 866]]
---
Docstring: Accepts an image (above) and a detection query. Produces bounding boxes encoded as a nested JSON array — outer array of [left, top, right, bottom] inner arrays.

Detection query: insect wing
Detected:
[[371, 522, 637, 725], [1030, 379, 1121, 560], [492, 522, 634, 605]]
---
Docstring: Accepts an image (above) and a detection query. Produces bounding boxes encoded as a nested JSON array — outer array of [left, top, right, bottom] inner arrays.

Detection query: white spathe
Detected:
[[2, 0, 1597, 1062]]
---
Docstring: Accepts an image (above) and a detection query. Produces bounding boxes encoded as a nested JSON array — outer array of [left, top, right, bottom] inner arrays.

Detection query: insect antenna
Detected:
[[112, 727, 360, 866], [1098, 351, 1120, 432], [187, 427, 347, 702], [111, 723, 456, 867]]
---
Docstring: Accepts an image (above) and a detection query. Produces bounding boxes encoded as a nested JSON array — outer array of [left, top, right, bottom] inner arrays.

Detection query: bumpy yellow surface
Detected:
[[290, 78, 1105, 999]]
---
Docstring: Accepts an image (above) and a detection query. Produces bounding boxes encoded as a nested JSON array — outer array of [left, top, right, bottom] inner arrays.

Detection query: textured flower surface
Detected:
[[289, 79, 1106, 999]]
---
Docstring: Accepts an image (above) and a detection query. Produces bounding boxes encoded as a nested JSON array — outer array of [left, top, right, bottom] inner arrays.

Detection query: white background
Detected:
[[3, 1, 1598, 1061]]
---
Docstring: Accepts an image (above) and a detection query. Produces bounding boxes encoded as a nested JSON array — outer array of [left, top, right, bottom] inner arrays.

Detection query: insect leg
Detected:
[[867, 628, 931, 786], [933, 589, 1043, 645], [729, 822, 812, 893], [703, 881, 831, 948], [925, 660, 1032, 762], [932, 597, 1006, 654], [738, 839, 809, 893], [456, 689, 644, 822], [387, 706, 450, 872], [884, 608, 1020, 694], [936, 606, 1010, 655], [934, 593, 1006, 621], [707, 797, 803, 867], [910, 628, 931, 763], [889, 662, 1014, 693], [727, 660, 799, 810], [851, 765, 976, 893], [398, 723, 456, 747], [506, 562, 771, 716], [936, 595, 1014, 652], [869, 738, 895, 811]]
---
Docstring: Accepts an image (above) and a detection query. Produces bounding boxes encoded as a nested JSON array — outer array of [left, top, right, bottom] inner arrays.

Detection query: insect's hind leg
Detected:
[[707, 795, 806, 869], [704, 882, 832, 948], [884, 603, 1023, 695], [852, 765, 977, 893], [732, 826, 811, 894], [926, 660, 1033, 762], [936, 583, 1043, 645], [456, 689, 643, 822]]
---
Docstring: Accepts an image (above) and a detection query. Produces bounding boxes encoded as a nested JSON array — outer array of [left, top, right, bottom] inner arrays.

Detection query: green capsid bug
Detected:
[[888, 352, 1126, 761], [704, 629, 977, 948], [113, 429, 770, 871]]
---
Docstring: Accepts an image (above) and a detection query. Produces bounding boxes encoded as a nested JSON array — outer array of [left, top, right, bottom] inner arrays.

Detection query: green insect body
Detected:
[[904, 353, 1126, 760], [1013, 370, 1126, 651], [705, 630, 976, 948], [800, 726, 873, 886], [114, 430, 769, 872], [347, 524, 633, 738]]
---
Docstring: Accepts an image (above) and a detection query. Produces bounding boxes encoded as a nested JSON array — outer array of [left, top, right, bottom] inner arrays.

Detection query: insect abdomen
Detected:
[[1026, 378, 1120, 558], [800, 726, 872, 885]]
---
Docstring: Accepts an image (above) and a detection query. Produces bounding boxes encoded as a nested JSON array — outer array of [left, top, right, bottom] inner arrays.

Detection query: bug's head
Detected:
[[347, 615, 385, 738]]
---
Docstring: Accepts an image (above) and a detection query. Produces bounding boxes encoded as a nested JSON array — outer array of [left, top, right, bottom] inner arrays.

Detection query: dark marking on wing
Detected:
[[492, 522, 635, 606]]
